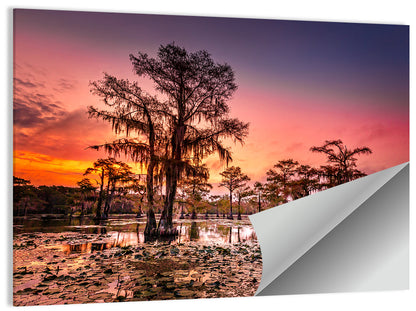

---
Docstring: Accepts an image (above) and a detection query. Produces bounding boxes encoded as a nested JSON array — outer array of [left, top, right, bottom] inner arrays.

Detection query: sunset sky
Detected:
[[13, 9, 409, 193]]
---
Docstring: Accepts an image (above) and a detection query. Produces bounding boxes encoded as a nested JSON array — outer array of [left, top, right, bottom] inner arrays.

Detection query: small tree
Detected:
[[89, 73, 166, 235], [265, 159, 299, 203], [311, 139, 372, 186], [235, 185, 253, 220], [102, 161, 137, 219], [181, 163, 212, 219], [13, 176, 37, 216], [131, 182, 146, 217], [210, 194, 221, 217], [76, 178, 96, 216], [84, 158, 136, 219], [291, 164, 320, 199], [219, 166, 250, 219], [253, 181, 264, 213]]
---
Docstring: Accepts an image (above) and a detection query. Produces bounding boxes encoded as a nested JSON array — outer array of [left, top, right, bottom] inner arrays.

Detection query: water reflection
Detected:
[[14, 216, 109, 234], [190, 222, 200, 241], [62, 241, 114, 254], [14, 215, 257, 254]]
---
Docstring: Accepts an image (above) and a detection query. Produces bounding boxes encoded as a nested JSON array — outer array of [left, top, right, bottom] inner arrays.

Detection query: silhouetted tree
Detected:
[[210, 194, 221, 217], [291, 164, 320, 199], [76, 178, 96, 216], [181, 163, 212, 219], [219, 166, 250, 219], [130, 43, 249, 234], [13, 176, 30, 186], [84, 159, 106, 219], [253, 181, 264, 213], [189, 221, 200, 241], [13, 176, 37, 216], [89, 74, 166, 234], [311, 139, 372, 186], [266, 159, 299, 203], [132, 183, 146, 218], [235, 185, 253, 220], [102, 160, 136, 219], [84, 158, 136, 219]]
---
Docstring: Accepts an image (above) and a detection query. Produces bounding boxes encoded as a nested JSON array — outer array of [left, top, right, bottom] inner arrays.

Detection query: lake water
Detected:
[[13, 214, 262, 305], [13, 214, 257, 254]]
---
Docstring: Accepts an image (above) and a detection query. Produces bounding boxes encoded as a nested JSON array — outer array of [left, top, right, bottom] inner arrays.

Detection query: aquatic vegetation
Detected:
[[13, 217, 262, 306]]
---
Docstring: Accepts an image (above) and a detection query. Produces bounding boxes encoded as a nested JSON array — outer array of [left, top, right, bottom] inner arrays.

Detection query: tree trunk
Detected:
[[144, 137, 157, 236], [95, 168, 105, 219], [103, 183, 115, 219], [144, 207, 157, 236], [228, 189, 233, 219], [158, 163, 177, 235], [103, 177, 111, 218], [190, 207, 197, 219], [237, 196, 242, 220], [136, 203, 142, 218], [158, 125, 184, 235], [179, 204, 185, 219]]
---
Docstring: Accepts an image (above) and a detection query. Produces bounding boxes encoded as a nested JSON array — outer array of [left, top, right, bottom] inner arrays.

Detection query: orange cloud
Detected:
[[13, 150, 147, 187], [13, 150, 93, 186]]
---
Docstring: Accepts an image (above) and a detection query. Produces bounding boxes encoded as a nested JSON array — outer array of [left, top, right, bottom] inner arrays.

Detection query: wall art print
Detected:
[[13, 9, 409, 306]]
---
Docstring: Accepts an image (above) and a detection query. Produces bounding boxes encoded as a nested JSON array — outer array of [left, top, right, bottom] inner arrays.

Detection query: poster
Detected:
[[11, 6, 409, 308]]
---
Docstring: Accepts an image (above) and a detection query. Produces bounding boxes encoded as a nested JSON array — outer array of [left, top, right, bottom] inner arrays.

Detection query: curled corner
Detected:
[[249, 162, 408, 296]]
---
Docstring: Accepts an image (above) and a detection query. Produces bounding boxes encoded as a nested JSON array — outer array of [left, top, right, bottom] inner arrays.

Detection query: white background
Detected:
[[1, 1, 414, 310]]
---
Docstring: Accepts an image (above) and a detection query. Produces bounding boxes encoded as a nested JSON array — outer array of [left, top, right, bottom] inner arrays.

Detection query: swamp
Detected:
[[12, 19, 380, 307], [13, 214, 262, 306]]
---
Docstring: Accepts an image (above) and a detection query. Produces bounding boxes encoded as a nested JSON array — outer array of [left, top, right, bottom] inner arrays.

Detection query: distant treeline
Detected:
[[216, 139, 373, 219], [13, 139, 372, 218], [13, 176, 136, 217]]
